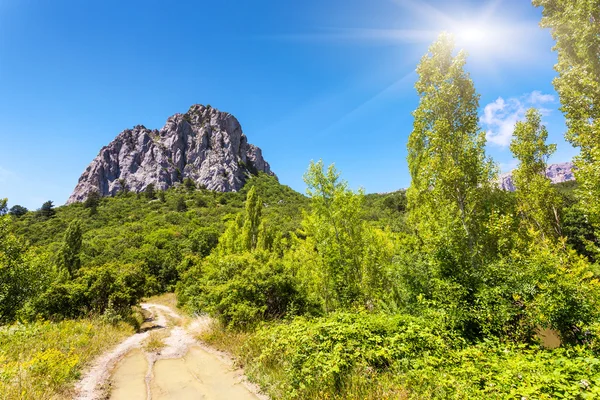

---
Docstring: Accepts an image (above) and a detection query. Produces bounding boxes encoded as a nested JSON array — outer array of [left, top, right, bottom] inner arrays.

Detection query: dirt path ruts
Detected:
[[74, 303, 267, 400]]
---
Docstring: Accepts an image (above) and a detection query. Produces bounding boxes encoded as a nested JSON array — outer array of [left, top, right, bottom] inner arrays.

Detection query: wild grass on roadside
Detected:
[[144, 293, 178, 310], [144, 330, 168, 352], [0, 318, 133, 400], [196, 319, 249, 360]]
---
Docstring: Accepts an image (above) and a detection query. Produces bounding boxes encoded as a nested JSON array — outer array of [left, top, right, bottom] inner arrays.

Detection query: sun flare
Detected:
[[450, 20, 521, 60], [456, 26, 488, 46]]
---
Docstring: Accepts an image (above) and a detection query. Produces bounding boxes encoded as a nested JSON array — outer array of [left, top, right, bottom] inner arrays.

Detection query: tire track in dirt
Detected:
[[75, 303, 267, 400]]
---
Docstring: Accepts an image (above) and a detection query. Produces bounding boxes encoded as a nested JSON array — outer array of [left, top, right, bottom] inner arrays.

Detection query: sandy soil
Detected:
[[74, 303, 267, 400]]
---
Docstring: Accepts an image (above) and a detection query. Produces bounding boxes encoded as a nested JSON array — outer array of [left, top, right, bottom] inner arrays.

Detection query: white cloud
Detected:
[[528, 90, 555, 104], [482, 97, 524, 147], [481, 91, 556, 147]]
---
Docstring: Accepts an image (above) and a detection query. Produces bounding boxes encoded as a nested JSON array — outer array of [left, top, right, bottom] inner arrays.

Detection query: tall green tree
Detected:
[[8, 205, 28, 218], [217, 214, 245, 255], [0, 198, 7, 216], [533, 0, 600, 232], [145, 184, 156, 200], [83, 191, 100, 215], [39, 200, 56, 219], [57, 219, 83, 278], [510, 108, 562, 240], [242, 186, 262, 251], [216, 187, 272, 255], [407, 33, 494, 277], [302, 160, 369, 309]]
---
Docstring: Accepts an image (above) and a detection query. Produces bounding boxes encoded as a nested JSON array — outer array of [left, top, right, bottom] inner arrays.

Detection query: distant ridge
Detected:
[[496, 162, 575, 191], [68, 105, 275, 204]]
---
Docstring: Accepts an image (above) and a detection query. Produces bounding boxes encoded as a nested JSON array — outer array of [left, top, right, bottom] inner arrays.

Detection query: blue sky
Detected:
[[0, 0, 576, 209]]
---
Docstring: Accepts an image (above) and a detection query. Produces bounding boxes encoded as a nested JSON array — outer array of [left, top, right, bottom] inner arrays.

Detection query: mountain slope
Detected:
[[68, 104, 274, 204]]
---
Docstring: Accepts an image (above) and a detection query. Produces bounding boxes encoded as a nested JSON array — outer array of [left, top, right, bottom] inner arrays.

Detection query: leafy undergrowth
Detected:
[[400, 341, 600, 399], [0, 318, 134, 399], [204, 312, 600, 399]]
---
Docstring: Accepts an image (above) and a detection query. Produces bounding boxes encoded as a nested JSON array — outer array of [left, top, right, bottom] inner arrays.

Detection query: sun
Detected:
[[456, 26, 489, 47]]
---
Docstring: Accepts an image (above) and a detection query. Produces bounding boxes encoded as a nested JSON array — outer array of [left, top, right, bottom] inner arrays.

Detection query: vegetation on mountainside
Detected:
[[2, 174, 306, 322]]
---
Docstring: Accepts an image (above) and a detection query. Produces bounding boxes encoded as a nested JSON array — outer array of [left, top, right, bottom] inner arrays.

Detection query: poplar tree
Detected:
[[533, 0, 600, 232], [216, 187, 267, 255], [510, 108, 562, 239], [58, 219, 83, 278], [407, 33, 494, 276], [242, 186, 262, 251]]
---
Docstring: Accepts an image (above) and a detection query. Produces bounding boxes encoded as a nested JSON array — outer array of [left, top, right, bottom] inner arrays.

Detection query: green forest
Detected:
[[2, 1, 600, 398]]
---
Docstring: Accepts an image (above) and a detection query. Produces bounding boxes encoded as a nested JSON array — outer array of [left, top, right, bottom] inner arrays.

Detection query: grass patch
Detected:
[[0, 318, 133, 399], [144, 330, 168, 353], [197, 319, 249, 359], [144, 293, 178, 310]]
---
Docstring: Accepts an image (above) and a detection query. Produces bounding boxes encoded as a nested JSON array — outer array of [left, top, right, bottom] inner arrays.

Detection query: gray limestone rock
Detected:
[[67, 105, 275, 204], [496, 162, 575, 191]]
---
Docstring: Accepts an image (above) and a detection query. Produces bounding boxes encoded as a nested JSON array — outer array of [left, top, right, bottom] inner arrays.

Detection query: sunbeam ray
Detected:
[[321, 70, 416, 136]]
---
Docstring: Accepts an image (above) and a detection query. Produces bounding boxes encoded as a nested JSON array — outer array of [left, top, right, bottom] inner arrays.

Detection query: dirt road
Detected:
[[75, 303, 266, 400]]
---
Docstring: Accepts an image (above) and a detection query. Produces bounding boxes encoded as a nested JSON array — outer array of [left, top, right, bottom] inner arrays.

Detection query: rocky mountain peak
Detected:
[[496, 161, 575, 191], [67, 105, 274, 204]]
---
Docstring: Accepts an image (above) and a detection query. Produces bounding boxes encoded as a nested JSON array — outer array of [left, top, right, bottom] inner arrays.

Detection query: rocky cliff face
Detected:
[[67, 105, 274, 204], [496, 162, 575, 191]]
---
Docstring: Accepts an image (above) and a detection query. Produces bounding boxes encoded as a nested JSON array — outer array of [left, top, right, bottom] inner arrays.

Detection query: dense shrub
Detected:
[[187, 226, 219, 257], [241, 312, 458, 398], [3, 174, 308, 324], [31, 263, 146, 320], [466, 243, 600, 345], [0, 216, 53, 323], [397, 341, 600, 399], [240, 312, 600, 399], [178, 252, 317, 329]]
